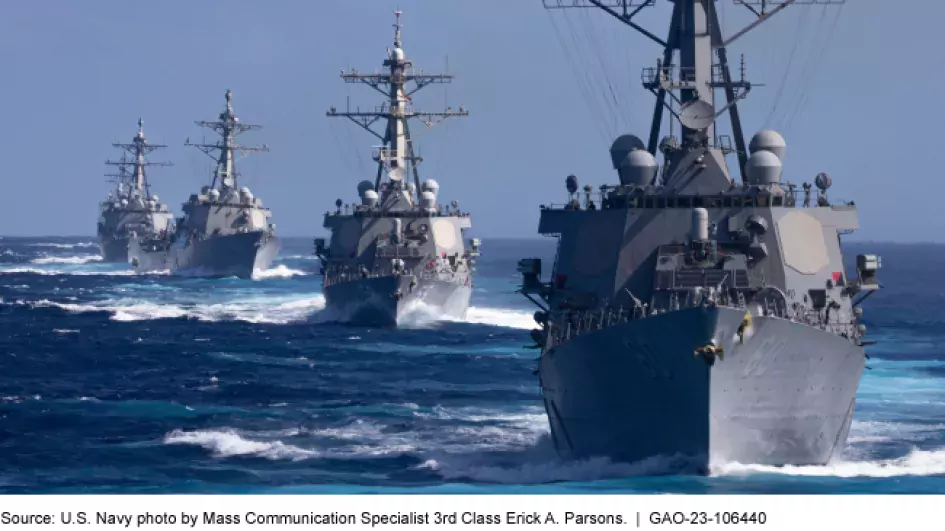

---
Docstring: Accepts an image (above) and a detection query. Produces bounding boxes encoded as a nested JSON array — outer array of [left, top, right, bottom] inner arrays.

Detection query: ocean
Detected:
[[0, 236, 943, 494]]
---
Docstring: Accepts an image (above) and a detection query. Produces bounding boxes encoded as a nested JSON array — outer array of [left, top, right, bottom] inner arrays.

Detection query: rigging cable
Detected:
[[577, 8, 626, 135], [564, 10, 616, 139], [775, 5, 829, 129], [547, 10, 612, 143], [782, 4, 845, 133], [764, 7, 810, 127]]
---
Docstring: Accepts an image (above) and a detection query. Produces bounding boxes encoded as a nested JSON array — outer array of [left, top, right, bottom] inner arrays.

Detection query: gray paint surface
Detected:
[[97, 120, 174, 262], [317, 11, 477, 326], [522, 0, 881, 467], [128, 91, 278, 278]]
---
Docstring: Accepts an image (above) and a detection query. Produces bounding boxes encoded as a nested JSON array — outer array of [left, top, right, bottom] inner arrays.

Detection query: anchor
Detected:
[[693, 340, 724, 366]]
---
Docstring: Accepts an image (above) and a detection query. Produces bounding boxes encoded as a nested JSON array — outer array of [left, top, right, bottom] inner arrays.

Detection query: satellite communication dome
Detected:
[[335, 198, 343, 208], [120, 199, 128, 207], [151, 195, 159, 203], [363, 189, 379, 207], [357, 180, 374, 197], [420, 190, 436, 209], [609, 134, 646, 169], [393, 47, 405, 61], [421, 179, 439, 195], [208, 189, 221, 201], [749, 130, 787, 161], [617, 149, 658, 186], [746, 150, 783, 185]]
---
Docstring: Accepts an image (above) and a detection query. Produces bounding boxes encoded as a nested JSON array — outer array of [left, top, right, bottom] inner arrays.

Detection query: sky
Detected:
[[0, 0, 939, 241]]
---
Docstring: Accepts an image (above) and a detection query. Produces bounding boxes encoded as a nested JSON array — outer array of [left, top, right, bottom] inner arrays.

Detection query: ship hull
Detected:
[[98, 237, 129, 263], [540, 306, 864, 469], [323, 275, 471, 326], [129, 232, 279, 279]]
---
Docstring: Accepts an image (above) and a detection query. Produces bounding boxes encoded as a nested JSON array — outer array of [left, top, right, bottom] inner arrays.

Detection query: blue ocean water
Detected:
[[0, 236, 943, 494]]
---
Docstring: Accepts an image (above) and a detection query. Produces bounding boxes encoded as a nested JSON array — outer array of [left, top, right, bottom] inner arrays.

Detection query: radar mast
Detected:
[[542, 0, 845, 182], [186, 90, 269, 191], [327, 10, 468, 197], [105, 118, 172, 200]]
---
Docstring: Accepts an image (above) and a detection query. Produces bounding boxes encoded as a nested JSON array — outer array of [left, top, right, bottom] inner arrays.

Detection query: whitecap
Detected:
[[31, 254, 103, 265], [163, 429, 318, 461], [251, 264, 311, 280]]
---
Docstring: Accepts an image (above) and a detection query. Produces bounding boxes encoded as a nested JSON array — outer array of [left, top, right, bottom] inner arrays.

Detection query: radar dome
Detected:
[[749, 130, 787, 161], [616, 149, 658, 186], [609, 134, 646, 168], [421, 179, 439, 195], [363, 189, 379, 207], [393, 47, 405, 61], [565, 175, 578, 195], [357, 180, 375, 197], [746, 150, 782, 185], [420, 190, 436, 210]]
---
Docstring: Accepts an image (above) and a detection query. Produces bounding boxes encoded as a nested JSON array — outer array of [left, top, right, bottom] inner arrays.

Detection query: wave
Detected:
[[713, 448, 945, 478], [462, 307, 534, 330], [160, 400, 945, 484], [252, 265, 310, 280], [164, 429, 318, 461], [31, 254, 103, 265], [25, 241, 97, 249], [19, 295, 326, 324], [0, 267, 138, 276]]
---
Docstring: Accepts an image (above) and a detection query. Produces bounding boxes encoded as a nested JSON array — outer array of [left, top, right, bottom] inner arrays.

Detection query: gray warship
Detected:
[[315, 11, 479, 326], [128, 90, 279, 278], [97, 119, 174, 263], [520, 0, 883, 468]]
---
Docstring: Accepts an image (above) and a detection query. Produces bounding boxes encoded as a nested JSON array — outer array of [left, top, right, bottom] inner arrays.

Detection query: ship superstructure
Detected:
[[315, 11, 479, 325], [519, 0, 882, 468], [97, 119, 174, 263], [128, 90, 279, 278]]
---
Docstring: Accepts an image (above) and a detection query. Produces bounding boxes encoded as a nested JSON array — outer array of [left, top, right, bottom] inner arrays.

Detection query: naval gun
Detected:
[[522, 0, 880, 469]]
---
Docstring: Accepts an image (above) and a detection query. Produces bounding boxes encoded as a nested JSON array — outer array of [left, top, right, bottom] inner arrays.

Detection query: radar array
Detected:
[[185, 89, 269, 191], [327, 10, 468, 196], [542, 0, 845, 182], [105, 118, 172, 200]]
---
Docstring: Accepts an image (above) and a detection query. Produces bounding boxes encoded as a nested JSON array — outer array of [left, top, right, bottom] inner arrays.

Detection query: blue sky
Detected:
[[0, 1, 937, 241]]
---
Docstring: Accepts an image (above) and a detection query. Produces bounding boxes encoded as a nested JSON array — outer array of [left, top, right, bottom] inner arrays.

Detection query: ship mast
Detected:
[[327, 10, 468, 197], [106, 118, 172, 200], [186, 90, 269, 192], [543, 0, 844, 182]]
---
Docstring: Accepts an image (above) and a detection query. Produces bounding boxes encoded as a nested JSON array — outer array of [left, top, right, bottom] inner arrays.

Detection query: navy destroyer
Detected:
[[97, 119, 174, 262], [315, 11, 479, 326], [519, 0, 883, 468], [128, 90, 279, 278]]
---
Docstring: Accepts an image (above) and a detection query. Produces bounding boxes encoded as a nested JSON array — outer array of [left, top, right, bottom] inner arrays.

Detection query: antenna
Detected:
[[327, 10, 468, 197], [106, 118, 172, 200], [543, 0, 845, 182], [185, 89, 269, 191]]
